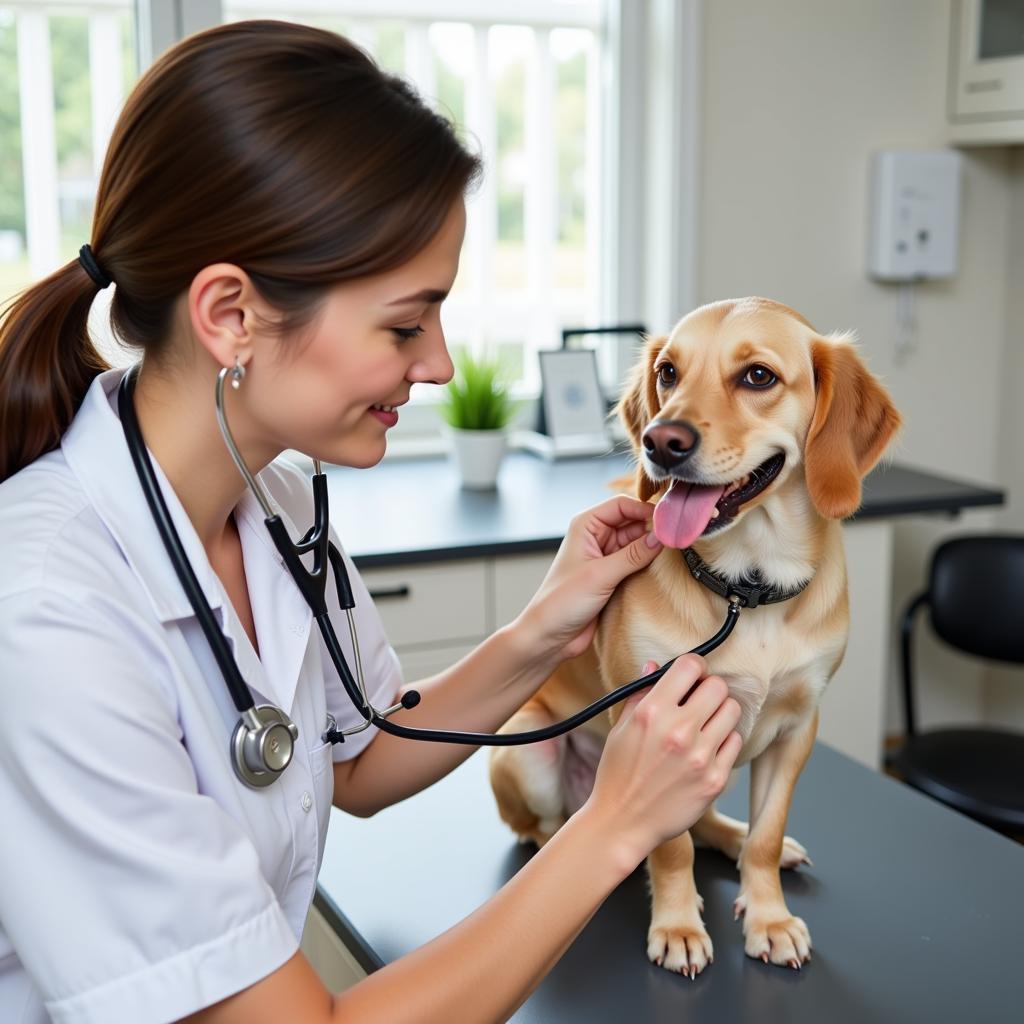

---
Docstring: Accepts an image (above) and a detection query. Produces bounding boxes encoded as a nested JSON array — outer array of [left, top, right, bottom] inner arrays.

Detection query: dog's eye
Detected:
[[656, 363, 677, 388], [741, 364, 777, 389]]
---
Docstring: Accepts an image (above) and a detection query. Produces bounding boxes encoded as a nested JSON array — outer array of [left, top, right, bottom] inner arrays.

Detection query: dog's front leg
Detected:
[[645, 830, 713, 978], [734, 711, 817, 969]]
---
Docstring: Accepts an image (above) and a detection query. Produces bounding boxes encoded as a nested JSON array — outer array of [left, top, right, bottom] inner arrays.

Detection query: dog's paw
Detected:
[[730, 832, 811, 869], [733, 894, 811, 969], [693, 813, 812, 869], [646, 922, 714, 978], [779, 835, 813, 870]]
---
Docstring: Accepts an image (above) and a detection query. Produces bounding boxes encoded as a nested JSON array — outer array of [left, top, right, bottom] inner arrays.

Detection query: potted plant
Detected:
[[439, 350, 516, 489]]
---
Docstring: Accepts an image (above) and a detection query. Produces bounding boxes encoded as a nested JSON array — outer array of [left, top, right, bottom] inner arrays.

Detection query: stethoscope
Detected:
[[117, 362, 744, 789]]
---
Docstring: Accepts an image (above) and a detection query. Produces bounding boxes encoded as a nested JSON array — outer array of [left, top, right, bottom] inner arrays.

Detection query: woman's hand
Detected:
[[516, 494, 663, 664], [583, 655, 743, 867]]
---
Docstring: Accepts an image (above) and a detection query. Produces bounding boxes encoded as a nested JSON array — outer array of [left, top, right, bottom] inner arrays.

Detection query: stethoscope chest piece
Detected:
[[231, 704, 300, 788]]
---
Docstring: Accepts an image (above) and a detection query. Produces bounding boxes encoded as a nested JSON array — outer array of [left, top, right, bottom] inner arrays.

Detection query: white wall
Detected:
[[691, 0, 1020, 735]]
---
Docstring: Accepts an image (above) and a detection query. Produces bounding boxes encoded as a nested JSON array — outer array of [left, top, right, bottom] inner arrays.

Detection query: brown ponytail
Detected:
[[0, 261, 110, 482], [0, 20, 481, 484]]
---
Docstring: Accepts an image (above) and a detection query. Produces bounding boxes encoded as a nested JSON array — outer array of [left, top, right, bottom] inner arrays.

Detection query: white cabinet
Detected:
[[359, 560, 488, 649], [396, 642, 478, 682], [300, 903, 365, 994], [492, 552, 557, 629], [359, 552, 554, 680]]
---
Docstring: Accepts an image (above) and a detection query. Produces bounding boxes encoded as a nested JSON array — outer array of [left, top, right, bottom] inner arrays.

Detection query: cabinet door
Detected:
[[396, 642, 478, 683], [359, 561, 488, 648], [492, 552, 556, 630], [300, 903, 366, 994]]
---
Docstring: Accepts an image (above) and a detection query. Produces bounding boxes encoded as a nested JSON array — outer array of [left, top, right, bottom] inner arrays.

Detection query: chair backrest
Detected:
[[928, 535, 1024, 665]]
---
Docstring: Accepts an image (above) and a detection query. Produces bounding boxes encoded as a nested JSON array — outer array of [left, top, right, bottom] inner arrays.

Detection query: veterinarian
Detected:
[[0, 21, 743, 1024]]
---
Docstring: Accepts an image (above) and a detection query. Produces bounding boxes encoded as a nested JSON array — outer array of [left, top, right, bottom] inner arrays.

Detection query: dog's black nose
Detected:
[[642, 419, 700, 470]]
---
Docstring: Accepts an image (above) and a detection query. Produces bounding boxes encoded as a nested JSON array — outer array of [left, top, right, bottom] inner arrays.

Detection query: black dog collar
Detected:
[[682, 548, 811, 609]]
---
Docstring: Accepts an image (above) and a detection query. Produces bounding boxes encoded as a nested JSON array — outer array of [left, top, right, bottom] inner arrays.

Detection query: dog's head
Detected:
[[617, 297, 902, 549]]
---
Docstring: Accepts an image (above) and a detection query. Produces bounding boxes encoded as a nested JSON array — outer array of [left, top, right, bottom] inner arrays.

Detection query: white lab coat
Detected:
[[0, 367, 402, 1023]]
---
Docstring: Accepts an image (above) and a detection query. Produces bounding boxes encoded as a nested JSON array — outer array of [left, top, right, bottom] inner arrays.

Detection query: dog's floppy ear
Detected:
[[805, 333, 902, 519], [615, 335, 665, 502]]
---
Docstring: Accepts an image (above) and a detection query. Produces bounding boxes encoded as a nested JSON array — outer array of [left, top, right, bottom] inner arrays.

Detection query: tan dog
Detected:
[[490, 297, 901, 975]]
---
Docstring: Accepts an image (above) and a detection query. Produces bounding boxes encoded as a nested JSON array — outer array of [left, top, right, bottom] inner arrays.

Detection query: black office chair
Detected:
[[894, 535, 1024, 834]]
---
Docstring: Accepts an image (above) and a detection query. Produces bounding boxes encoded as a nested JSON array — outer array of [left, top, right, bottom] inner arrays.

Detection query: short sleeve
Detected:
[[0, 587, 298, 1024], [321, 522, 404, 763]]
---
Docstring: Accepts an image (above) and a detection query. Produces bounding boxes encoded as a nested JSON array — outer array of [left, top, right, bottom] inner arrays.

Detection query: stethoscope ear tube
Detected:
[[118, 366, 257, 718], [118, 365, 298, 788]]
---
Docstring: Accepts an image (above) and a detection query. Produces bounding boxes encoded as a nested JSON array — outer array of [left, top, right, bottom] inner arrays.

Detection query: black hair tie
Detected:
[[78, 244, 113, 290]]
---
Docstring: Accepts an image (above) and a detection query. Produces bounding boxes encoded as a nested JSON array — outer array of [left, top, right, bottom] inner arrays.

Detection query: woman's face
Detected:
[[245, 197, 465, 469]]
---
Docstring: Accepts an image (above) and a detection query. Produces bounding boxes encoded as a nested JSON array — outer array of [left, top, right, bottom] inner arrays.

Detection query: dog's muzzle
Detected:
[[642, 419, 700, 472]]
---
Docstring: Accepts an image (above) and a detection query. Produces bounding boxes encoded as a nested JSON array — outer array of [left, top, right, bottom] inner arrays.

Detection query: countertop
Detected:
[[321, 452, 1005, 567], [316, 742, 1024, 1023]]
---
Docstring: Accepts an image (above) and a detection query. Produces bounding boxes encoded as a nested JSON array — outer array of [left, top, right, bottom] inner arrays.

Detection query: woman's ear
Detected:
[[614, 335, 665, 502], [804, 334, 902, 519], [188, 263, 262, 370]]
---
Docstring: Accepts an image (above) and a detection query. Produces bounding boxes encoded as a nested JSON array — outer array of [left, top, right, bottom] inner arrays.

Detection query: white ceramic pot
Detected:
[[447, 427, 508, 490]]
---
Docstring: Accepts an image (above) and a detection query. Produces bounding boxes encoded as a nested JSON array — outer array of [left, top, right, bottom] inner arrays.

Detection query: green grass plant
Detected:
[[439, 350, 516, 431]]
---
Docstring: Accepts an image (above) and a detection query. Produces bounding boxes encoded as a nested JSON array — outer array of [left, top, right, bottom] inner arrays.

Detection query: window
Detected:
[[0, 1, 137, 305], [1, 1, 632, 414], [223, 0, 607, 403]]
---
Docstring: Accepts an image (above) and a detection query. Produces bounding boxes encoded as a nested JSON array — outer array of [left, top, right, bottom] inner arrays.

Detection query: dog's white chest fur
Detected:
[[624, 600, 839, 765], [718, 562, 845, 762]]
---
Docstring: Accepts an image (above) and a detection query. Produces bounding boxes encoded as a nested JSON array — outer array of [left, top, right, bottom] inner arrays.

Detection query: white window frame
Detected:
[[604, 0, 701, 386], [220, 0, 615, 442], [135, 0, 222, 69], [3, 0, 222, 361]]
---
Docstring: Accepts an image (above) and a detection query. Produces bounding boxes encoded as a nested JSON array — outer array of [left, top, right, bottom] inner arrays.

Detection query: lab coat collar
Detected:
[[61, 366, 312, 714]]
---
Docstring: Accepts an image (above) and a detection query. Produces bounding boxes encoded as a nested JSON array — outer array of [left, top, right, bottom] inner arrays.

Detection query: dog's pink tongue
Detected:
[[653, 481, 726, 549]]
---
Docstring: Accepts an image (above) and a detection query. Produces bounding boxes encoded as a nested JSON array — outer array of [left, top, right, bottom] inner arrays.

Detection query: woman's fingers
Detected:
[[645, 654, 708, 711], [584, 494, 655, 533], [604, 493, 656, 522], [616, 661, 660, 723], [637, 659, 736, 738], [618, 690, 647, 720], [572, 496, 659, 559], [615, 660, 660, 729], [700, 694, 743, 748], [676, 673, 732, 727], [590, 526, 663, 589], [653, 661, 742, 762], [716, 729, 744, 768], [612, 519, 651, 549]]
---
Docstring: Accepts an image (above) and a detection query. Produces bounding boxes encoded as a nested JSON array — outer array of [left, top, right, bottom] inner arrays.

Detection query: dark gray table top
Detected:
[[322, 452, 1005, 567], [316, 742, 1024, 1023]]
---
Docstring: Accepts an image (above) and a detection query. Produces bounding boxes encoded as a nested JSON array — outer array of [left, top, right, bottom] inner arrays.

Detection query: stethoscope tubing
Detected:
[[318, 598, 743, 746], [118, 367, 258, 717], [119, 359, 744, 764]]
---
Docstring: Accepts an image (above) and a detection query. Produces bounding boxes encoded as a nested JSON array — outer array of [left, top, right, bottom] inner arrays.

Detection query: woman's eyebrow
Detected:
[[387, 288, 449, 306]]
